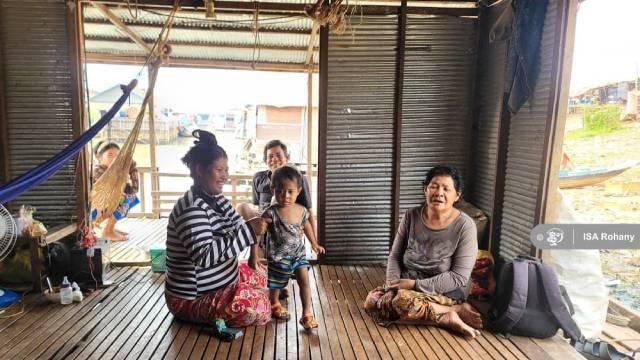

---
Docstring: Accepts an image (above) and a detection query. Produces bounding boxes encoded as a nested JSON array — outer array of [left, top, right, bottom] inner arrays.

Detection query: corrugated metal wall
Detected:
[[0, 0, 77, 225], [499, 0, 559, 261], [323, 14, 478, 263], [399, 16, 477, 217], [324, 16, 398, 263], [468, 4, 509, 228]]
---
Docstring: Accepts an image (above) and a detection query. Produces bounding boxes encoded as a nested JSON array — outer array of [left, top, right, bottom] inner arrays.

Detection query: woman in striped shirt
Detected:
[[165, 130, 272, 327]]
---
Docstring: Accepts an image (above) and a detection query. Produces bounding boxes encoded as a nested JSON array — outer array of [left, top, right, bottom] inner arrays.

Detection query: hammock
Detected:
[[91, 2, 179, 220], [0, 81, 137, 205], [91, 61, 160, 219]]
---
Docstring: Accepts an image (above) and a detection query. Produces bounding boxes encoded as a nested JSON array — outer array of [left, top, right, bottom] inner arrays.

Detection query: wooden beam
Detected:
[[85, 0, 477, 16], [85, 36, 318, 52], [85, 52, 318, 72], [391, 0, 407, 243], [83, 18, 312, 35], [86, 0, 308, 12], [90, 1, 153, 53]]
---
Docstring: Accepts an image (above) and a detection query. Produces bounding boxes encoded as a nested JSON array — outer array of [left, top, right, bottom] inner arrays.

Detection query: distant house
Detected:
[[89, 85, 176, 144], [246, 104, 318, 164], [571, 80, 637, 104]]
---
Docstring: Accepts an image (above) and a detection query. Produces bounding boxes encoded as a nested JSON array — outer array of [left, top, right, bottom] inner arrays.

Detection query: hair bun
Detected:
[[192, 130, 217, 147]]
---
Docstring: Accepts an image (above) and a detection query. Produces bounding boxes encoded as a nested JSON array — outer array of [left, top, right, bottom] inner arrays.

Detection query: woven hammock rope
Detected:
[[90, 1, 179, 221], [90, 59, 161, 220]]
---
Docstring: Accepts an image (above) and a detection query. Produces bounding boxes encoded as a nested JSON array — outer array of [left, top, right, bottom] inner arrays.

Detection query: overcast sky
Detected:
[[86, 64, 312, 112], [570, 0, 640, 92]]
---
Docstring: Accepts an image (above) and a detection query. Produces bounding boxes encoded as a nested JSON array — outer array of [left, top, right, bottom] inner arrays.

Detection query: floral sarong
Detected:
[[364, 287, 457, 326], [165, 263, 271, 327]]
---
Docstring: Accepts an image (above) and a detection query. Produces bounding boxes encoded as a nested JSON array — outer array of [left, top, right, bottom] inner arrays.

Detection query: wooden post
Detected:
[[234, 177, 239, 207], [139, 170, 146, 213], [391, 0, 407, 243], [317, 25, 328, 262], [148, 67, 160, 218], [0, 36, 10, 184], [67, 0, 89, 225], [541, 0, 578, 225], [306, 71, 314, 186]]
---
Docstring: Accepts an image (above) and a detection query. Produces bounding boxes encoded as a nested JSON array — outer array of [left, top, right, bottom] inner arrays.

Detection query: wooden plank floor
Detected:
[[109, 218, 316, 266], [109, 218, 169, 266], [0, 265, 583, 359]]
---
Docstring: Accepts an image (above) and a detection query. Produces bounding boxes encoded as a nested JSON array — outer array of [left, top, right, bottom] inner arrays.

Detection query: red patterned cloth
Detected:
[[165, 263, 271, 327]]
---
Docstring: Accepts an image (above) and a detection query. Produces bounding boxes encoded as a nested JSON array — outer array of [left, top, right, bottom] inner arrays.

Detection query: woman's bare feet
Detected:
[[438, 310, 481, 338], [454, 303, 483, 329]]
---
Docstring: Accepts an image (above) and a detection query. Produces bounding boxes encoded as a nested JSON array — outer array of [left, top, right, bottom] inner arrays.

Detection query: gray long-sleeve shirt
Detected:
[[386, 205, 478, 296]]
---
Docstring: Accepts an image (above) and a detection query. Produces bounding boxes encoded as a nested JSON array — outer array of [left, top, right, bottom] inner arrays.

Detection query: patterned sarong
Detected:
[[364, 287, 457, 326], [165, 263, 271, 327]]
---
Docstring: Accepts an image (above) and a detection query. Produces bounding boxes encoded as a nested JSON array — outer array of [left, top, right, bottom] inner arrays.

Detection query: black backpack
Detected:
[[488, 255, 582, 340], [488, 256, 635, 360]]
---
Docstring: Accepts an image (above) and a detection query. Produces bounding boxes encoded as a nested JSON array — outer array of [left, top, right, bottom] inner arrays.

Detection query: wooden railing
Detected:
[[131, 167, 253, 218]]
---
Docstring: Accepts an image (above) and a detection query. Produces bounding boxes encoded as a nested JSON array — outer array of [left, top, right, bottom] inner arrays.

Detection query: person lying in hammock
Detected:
[[91, 141, 140, 241]]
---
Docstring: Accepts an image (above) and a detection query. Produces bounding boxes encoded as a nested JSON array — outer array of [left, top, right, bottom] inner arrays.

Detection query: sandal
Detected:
[[299, 313, 318, 330], [271, 304, 290, 320]]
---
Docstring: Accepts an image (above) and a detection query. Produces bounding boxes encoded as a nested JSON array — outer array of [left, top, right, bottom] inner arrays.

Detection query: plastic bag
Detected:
[[542, 190, 608, 338], [18, 205, 48, 238]]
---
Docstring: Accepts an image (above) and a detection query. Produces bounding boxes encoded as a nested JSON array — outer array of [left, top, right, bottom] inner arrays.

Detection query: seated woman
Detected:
[[164, 130, 271, 327], [364, 164, 483, 338]]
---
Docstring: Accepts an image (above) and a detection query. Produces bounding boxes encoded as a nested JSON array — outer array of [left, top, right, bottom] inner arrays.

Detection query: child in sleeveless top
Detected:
[[262, 165, 325, 330]]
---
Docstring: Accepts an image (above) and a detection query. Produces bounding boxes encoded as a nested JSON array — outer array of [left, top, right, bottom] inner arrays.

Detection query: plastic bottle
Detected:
[[60, 276, 73, 305], [71, 282, 83, 302]]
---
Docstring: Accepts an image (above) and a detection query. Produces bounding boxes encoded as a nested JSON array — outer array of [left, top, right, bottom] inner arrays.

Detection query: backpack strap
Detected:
[[491, 258, 530, 333], [534, 262, 583, 342]]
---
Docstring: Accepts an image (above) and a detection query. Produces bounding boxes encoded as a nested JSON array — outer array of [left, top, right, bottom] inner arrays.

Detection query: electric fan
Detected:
[[0, 204, 16, 262], [0, 204, 19, 308]]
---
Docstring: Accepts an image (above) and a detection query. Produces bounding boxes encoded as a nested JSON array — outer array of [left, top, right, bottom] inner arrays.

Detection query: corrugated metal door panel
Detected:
[[324, 15, 397, 264], [399, 16, 477, 217], [1, 0, 77, 225], [469, 4, 509, 217], [499, 0, 559, 262]]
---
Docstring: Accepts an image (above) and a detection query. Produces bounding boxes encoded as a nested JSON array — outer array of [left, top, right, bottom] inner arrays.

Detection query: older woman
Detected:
[[165, 130, 271, 327], [364, 164, 482, 338]]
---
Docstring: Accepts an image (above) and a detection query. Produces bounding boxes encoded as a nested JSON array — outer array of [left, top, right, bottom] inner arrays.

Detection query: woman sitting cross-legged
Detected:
[[364, 164, 483, 338], [164, 130, 272, 327]]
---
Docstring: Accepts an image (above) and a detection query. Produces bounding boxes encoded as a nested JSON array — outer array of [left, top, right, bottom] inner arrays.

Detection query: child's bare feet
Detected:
[[102, 230, 127, 241], [438, 310, 481, 338], [115, 229, 129, 237], [455, 303, 483, 329]]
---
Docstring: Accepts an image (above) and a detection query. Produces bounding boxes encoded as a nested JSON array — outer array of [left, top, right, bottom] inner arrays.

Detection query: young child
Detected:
[[261, 165, 325, 330], [91, 141, 140, 241]]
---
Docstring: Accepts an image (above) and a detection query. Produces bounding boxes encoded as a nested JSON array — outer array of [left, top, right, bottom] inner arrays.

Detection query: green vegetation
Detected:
[[566, 105, 622, 139]]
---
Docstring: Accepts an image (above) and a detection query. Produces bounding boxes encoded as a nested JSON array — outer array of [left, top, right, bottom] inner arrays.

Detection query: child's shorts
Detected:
[[268, 256, 310, 289]]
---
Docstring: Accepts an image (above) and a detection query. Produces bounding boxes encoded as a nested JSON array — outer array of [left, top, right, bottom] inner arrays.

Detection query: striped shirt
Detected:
[[165, 187, 256, 299]]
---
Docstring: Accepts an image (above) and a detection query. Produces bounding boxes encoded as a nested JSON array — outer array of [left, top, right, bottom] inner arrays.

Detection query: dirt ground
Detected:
[[561, 116, 640, 310]]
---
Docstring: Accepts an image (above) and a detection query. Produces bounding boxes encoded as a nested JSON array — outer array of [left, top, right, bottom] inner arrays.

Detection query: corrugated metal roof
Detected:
[[82, 4, 318, 69]]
